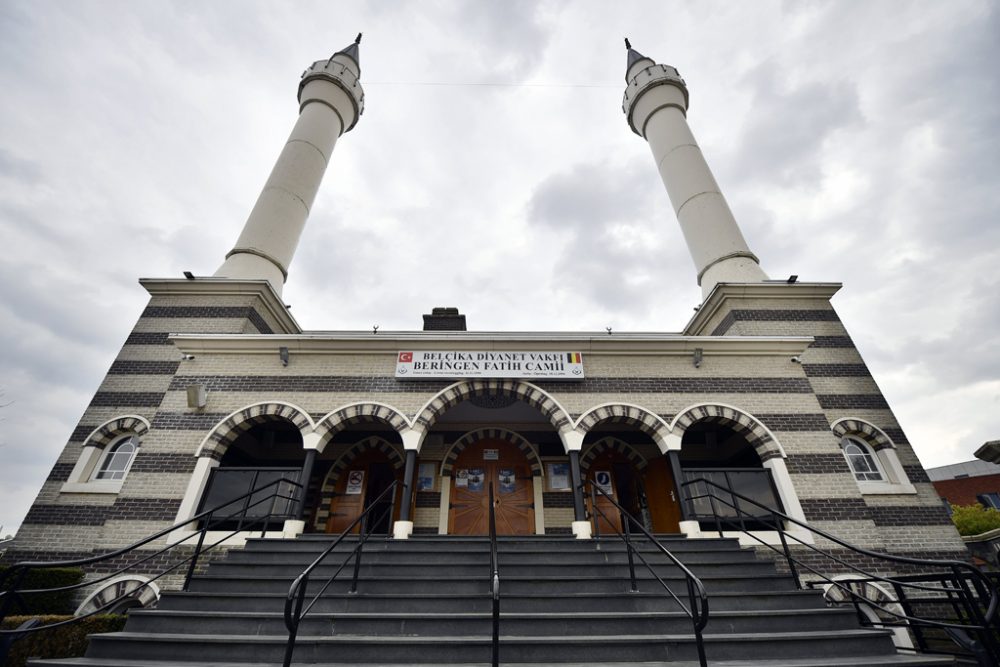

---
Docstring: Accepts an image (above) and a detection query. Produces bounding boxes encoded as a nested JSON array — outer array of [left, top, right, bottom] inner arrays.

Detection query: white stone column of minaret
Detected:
[[215, 36, 366, 295], [623, 40, 767, 300]]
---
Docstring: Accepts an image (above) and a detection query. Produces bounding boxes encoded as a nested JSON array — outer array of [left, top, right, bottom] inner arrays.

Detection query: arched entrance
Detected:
[[448, 439, 535, 535], [582, 439, 681, 535], [326, 445, 406, 535]]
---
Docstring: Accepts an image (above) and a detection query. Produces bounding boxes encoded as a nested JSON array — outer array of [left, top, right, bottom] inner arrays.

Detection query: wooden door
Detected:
[[326, 449, 404, 535], [449, 440, 535, 535], [586, 452, 634, 535], [644, 456, 682, 533]]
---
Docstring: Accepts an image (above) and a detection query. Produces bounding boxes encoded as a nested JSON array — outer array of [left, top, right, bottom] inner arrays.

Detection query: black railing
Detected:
[[283, 480, 398, 667], [0, 477, 300, 650], [583, 480, 709, 667], [488, 482, 500, 667], [682, 476, 1000, 666]]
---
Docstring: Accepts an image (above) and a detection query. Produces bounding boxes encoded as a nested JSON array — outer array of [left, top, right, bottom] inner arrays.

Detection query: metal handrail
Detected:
[[488, 482, 500, 667], [0, 476, 301, 637], [283, 480, 399, 667], [583, 480, 709, 667], [682, 475, 1000, 665]]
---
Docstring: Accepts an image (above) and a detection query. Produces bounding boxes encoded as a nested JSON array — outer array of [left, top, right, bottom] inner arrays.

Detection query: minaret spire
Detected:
[[623, 42, 767, 300], [214, 37, 366, 295]]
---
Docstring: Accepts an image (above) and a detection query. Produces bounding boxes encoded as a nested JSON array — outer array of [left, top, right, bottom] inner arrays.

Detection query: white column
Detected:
[[215, 47, 364, 295], [624, 49, 767, 299]]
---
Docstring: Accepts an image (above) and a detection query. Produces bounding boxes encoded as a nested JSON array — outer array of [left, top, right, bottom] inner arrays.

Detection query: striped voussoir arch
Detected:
[[312, 437, 406, 531], [440, 428, 543, 477], [315, 403, 410, 447], [86, 415, 151, 448], [831, 418, 894, 451], [414, 380, 572, 434], [201, 402, 312, 460], [580, 437, 649, 471], [673, 404, 782, 462], [575, 404, 666, 443]]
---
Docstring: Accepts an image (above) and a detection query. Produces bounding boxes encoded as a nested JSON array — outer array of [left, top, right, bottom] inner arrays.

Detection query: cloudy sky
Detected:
[[1, 1, 998, 535]]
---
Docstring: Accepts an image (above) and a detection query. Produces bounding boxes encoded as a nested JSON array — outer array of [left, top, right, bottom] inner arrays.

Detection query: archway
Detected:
[[322, 437, 407, 535], [448, 438, 535, 535]]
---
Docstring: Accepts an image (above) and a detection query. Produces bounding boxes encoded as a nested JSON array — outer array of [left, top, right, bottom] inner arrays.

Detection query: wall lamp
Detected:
[[279, 346, 289, 367], [693, 348, 704, 368]]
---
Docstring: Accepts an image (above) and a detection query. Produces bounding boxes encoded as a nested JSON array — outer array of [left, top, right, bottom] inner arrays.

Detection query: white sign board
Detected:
[[395, 351, 584, 380]]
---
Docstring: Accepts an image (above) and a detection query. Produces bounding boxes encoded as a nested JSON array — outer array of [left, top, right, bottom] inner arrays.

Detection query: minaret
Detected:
[[215, 36, 366, 295], [623, 40, 767, 300]]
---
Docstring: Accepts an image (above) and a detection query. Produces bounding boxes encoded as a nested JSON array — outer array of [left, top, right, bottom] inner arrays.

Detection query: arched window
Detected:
[[92, 436, 139, 481], [841, 437, 883, 482]]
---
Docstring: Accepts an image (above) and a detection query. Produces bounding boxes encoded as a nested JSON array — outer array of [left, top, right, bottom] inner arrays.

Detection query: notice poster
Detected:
[[418, 463, 436, 491], [346, 470, 365, 495], [594, 470, 613, 495], [483, 449, 499, 461], [546, 462, 570, 491], [455, 469, 469, 487], [467, 468, 484, 492], [499, 468, 516, 494]]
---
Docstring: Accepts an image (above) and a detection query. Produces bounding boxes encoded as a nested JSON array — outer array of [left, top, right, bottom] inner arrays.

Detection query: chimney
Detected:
[[423, 307, 467, 331]]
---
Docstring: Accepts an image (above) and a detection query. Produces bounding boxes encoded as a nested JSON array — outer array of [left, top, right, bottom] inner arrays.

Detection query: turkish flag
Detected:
[[398, 352, 413, 363]]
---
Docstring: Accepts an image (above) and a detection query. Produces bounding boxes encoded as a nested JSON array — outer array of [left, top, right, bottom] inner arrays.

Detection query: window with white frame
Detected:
[[91, 435, 139, 481], [841, 437, 884, 482]]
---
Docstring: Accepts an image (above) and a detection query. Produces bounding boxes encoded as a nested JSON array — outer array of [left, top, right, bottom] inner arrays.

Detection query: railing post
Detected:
[[624, 514, 638, 593], [707, 486, 723, 538], [568, 450, 586, 523], [350, 515, 367, 594], [283, 575, 308, 667], [775, 514, 800, 589], [183, 514, 211, 591]]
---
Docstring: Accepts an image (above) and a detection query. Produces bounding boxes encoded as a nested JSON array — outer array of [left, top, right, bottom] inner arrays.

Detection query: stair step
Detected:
[[83, 629, 901, 663]]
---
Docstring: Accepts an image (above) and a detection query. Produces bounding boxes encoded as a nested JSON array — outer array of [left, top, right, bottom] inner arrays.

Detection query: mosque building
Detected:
[[4, 37, 968, 597]]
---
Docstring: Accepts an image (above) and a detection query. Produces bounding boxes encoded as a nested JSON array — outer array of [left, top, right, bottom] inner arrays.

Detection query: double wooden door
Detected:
[[325, 449, 406, 535], [587, 451, 681, 535], [449, 440, 535, 535]]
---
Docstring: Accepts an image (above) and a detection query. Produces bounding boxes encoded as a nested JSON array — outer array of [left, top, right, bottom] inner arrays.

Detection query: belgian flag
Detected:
[[566, 352, 582, 364]]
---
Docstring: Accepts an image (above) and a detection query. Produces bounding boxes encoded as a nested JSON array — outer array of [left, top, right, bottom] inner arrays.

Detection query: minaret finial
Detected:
[[355, 32, 362, 44], [624, 37, 631, 50]]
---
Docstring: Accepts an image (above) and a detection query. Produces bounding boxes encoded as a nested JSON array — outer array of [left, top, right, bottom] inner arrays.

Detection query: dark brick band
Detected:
[[89, 392, 165, 408], [755, 413, 831, 432], [785, 454, 851, 475], [711, 309, 840, 335], [129, 452, 198, 474], [151, 412, 230, 431], [108, 360, 181, 375], [809, 336, 855, 348], [167, 375, 814, 395], [70, 424, 96, 442], [869, 505, 953, 527], [803, 364, 871, 378], [800, 498, 870, 522], [902, 464, 931, 484], [542, 492, 575, 508], [45, 462, 76, 483], [883, 428, 910, 445], [247, 310, 274, 335], [23, 498, 183, 526], [415, 492, 441, 508], [124, 332, 172, 346], [817, 394, 891, 410]]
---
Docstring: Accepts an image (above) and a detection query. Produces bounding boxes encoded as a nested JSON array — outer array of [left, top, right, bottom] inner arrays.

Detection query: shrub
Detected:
[[0, 567, 84, 615], [1, 614, 126, 667], [949, 503, 1000, 537]]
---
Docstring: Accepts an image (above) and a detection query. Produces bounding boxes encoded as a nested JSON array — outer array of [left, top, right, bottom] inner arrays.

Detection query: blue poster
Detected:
[[499, 468, 516, 494], [467, 468, 484, 492]]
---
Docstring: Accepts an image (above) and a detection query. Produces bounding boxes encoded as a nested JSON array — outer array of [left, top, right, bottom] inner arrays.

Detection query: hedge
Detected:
[[0, 567, 84, 615], [950, 503, 1000, 537], [1, 614, 126, 667]]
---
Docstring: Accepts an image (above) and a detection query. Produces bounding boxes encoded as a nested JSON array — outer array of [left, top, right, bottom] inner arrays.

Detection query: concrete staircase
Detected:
[[31, 534, 956, 666]]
